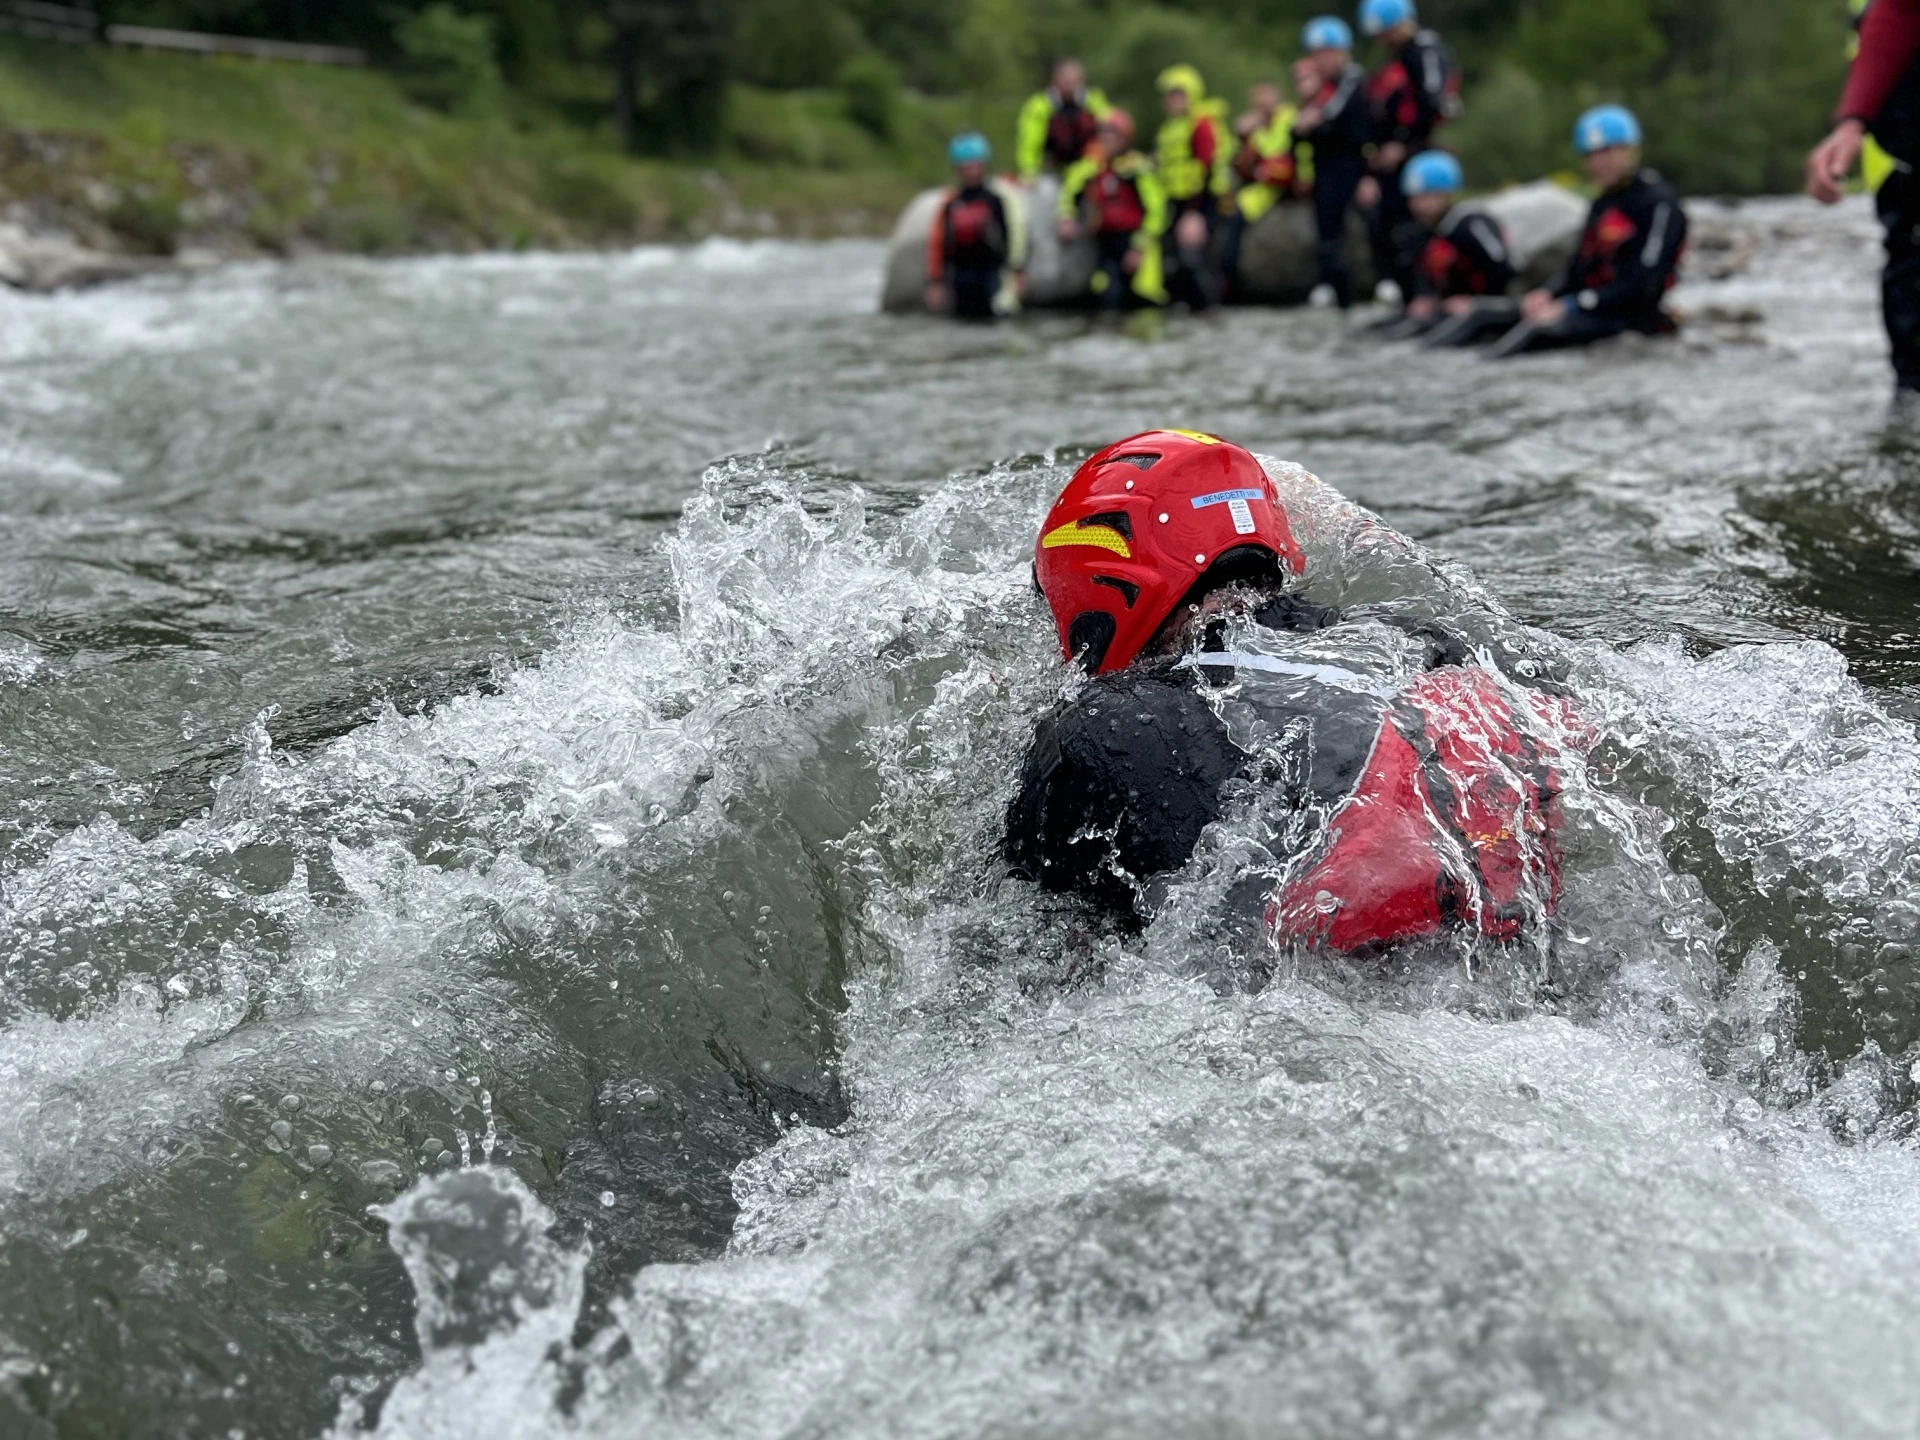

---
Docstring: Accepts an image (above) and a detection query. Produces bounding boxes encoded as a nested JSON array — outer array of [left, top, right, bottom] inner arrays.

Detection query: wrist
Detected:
[[1834, 116, 1869, 135]]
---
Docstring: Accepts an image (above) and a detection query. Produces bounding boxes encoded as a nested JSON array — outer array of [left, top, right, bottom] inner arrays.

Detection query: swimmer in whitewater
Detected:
[[1004, 430, 1579, 954]]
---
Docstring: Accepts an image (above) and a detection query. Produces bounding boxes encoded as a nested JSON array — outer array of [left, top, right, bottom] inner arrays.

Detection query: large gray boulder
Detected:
[[879, 176, 1589, 310], [880, 177, 1093, 314], [1464, 181, 1590, 290], [1232, 203, 1374, 305]]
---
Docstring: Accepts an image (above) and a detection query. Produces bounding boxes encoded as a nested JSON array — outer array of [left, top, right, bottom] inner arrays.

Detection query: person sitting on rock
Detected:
[[1378, 150, 1516, 346], [1016, 57, 1112, 183], [1221, 78, 1310, 298], [1059, 110, 1169, 311], [1005, 429, 1579, 954], [1489, 106, 1687, 358], [1154, 64, 1232, 310], [925, 133, 1027, 321]]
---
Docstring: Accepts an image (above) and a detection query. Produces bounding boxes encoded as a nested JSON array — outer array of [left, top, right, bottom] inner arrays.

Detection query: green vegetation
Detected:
[[0, 1, 1857, 259], [0, 37, 990, 254], [84, 0, 1853, 195]]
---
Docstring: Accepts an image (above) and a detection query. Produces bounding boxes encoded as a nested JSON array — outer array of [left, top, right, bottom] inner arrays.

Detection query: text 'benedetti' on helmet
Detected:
[[1034, 430, 1305, 675]]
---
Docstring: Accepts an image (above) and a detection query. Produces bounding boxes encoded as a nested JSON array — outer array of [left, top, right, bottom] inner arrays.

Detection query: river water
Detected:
[[3, 199, 1920, 1439]]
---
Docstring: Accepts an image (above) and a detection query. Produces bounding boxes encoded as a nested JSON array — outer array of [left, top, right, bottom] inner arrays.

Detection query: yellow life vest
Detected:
[[1234, 106, 1302, 224], [1155, 99, 1230, 203]]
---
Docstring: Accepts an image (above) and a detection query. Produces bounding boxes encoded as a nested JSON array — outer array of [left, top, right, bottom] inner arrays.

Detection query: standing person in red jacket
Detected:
[[1809, 0, 1920, 395]]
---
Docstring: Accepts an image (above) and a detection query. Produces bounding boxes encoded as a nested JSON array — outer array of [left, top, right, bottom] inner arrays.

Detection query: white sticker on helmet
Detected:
[[1227, 497, 1256, 534]]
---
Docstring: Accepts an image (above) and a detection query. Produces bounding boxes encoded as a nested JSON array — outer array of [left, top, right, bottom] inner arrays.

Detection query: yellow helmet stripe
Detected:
[[1160, 429, 1221, 444], [1041, 523, 1132, 558]]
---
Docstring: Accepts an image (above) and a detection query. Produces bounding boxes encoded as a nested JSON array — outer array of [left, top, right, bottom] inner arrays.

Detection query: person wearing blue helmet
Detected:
[[1358, 0, 1461, 302], [1376, 150, 1515, 345], [1294, 16, 1371, 308], [1488, 104, 1687, 358], [926, 133, 1028, 320]]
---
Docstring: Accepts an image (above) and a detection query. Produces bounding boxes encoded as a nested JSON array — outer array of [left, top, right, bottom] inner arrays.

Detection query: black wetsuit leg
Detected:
[[1165, 197, 1220, 312], [1094, 232, 1133, 313], [1422, 297, 1523, 348], [1881, 169, 1920, 392], [1219, 211, 1248, 299], [949, 265, 1000, 320], [1368, 173, 1423, 300], [1312, 155, 1366, 309], [1487, 309, 1635, 358]]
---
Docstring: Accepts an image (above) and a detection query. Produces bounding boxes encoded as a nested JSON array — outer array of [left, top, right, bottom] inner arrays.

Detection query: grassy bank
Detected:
[[0, 37, 1013, 257]]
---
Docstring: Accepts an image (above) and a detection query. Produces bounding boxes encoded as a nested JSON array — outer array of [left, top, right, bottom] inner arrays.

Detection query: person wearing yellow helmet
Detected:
[[1155, 64, 1231, 309]]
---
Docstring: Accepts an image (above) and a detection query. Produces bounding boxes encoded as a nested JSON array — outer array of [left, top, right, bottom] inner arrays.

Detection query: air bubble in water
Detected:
[[599, 1191, 615, 1208]]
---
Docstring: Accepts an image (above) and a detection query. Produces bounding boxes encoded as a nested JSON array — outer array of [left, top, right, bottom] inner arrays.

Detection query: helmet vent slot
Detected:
[[1107, 453, 1160, 471], [1068, 612, 1118, 672], [1092, 576, 1141, 608], [1079, 510, 1133, 540]]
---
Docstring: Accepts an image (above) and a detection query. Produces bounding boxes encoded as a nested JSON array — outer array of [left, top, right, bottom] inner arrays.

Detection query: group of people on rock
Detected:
[[925, 0, 1688, 357]]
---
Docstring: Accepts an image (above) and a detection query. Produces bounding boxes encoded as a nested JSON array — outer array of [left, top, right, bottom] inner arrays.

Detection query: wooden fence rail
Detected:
[[103, 24, 367, 66], [0, 0, 98, 46]]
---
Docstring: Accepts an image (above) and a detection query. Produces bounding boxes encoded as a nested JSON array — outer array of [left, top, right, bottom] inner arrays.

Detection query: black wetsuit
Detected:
[[1005, 596, 1469, 913], [1366, 29, 1459, 296], [1294, 64, 1373, 309], [1493, 169, 1686, 357], [1406, 207, 1519, 348], [936, 184, 1012, 320]]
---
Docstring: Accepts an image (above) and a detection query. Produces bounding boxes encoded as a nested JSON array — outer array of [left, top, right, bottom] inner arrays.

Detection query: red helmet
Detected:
[[1097, 107, 1135, 148], [1034, 430, 1304, 674]]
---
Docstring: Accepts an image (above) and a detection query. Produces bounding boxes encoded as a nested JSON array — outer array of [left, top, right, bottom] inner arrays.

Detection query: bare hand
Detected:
[[1407, 296, 1438, 321], [1122, 247, 1142, 276], [1806, 119, 1865, 205], [1443, 295, 1474, 317], [1520, 289, 1565, 325], [1057, 216, 1080, 242], [1174, 210, 1209, 251], [924, 282, 947, 313], [1356, 176, 1381, 210], [1375, 142, 1408, 173], [1296, 106, 1323, 131]]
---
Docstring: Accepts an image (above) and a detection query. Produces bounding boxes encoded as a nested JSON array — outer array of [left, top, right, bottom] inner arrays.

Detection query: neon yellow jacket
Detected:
[[1231, 106, 1304, 223], [1059, 149, 1169, 303], [1016, 86, 1112, 182]]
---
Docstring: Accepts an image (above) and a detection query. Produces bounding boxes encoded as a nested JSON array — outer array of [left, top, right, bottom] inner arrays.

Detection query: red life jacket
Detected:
[[1269, 667, 1582, 953], [1367, 61, 1421, 135], [947, 194, 999, 253], [1417, 234, 1498, 296], [1089, 167, 1148, 235], [1047, 102, 1101, 171]]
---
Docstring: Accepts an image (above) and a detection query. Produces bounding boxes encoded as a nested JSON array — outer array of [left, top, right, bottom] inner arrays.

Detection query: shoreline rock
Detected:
[[0, 220, 169, 292]]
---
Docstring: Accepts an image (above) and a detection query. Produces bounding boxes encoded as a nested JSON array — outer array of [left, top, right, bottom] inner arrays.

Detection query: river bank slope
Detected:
[[0, 36, 1008, 270]]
